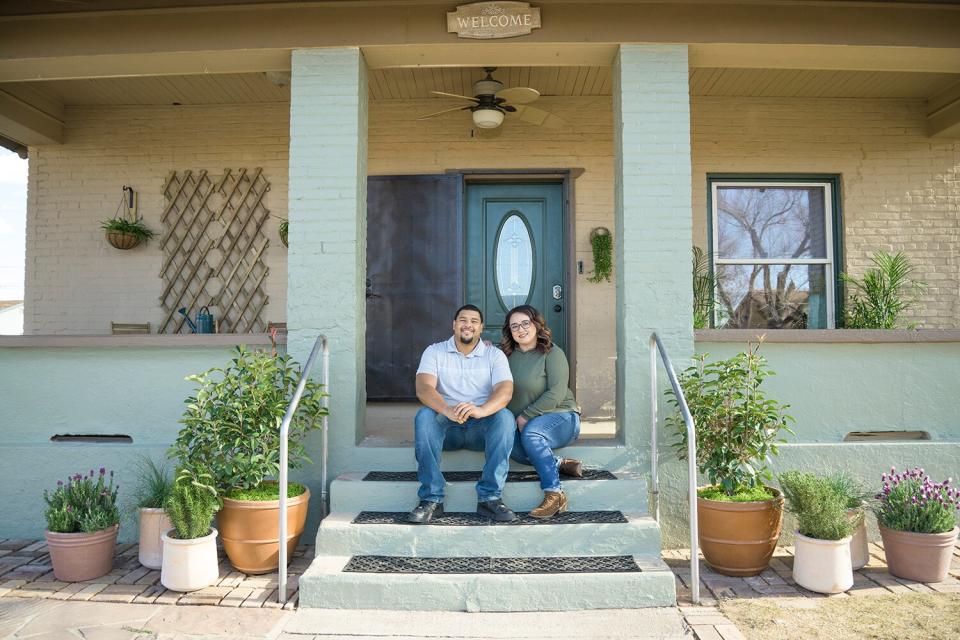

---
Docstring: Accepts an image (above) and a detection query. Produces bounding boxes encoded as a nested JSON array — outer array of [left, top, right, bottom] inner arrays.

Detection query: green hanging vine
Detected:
[[588, 227, 613, 283]]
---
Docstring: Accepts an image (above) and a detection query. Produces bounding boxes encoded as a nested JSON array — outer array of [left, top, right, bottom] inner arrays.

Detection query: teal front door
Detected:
[[465, 182, 567, 351]]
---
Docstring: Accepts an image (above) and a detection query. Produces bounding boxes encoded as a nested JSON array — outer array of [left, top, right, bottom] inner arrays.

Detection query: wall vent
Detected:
[[50, 434, 133, 444], [843, 431, 930, 442]]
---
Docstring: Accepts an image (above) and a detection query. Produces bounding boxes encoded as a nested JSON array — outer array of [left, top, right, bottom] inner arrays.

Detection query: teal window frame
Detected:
[[706, 174, 845, 329]]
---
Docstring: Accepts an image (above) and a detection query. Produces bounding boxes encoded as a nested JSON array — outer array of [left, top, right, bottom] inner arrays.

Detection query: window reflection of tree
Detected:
[[716, 189, 813, 328]]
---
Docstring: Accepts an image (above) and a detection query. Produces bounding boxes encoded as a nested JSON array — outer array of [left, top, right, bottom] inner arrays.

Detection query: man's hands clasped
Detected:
[[446, 402, 485, 424]]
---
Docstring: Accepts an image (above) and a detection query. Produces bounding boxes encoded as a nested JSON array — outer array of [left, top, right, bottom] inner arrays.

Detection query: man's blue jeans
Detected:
[[510, 411, 581, 492], [414, 407, 516, 503]]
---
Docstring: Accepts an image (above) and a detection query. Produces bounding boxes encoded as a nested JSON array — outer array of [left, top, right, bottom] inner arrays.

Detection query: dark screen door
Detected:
[[465, 183, 566, 351], [365, 175, 461, 400]]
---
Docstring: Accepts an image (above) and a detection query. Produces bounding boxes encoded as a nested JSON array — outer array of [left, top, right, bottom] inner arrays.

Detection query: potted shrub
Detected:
[[101, 217, 156, 250], [875, 466, 959, 583], [160, 468, 221, 591], [128, 456, 174, 570], [778, 471, 855, 594], [666, 342, 795, 576], [171, 346, 327, 574], [43, 468, 120, 582], [826, 472, 871, 570]]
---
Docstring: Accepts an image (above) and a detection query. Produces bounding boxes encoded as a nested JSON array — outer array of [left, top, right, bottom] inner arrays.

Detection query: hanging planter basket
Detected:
[[106, 230, 143, 250]]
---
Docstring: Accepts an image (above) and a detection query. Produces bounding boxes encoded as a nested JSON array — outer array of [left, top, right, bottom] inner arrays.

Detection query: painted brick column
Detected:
[[613, 45, 694, 453], [287, 49, 368, 455]]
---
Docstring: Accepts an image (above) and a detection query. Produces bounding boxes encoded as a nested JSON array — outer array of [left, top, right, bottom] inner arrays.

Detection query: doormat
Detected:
[[343, 555, 641, 574], [352, 510, 629, 526], [362, 469, 617, 482]]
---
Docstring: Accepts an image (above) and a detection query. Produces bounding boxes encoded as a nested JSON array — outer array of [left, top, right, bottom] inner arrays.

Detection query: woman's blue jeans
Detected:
[[510, 411, 581, 492]]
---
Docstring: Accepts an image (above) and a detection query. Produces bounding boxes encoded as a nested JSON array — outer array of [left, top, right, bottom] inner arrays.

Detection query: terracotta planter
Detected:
[[105, 230, 141, 250], [45, 524, 118, 582], [793, 531, 854, 594], [846, 507, 870, 570], [160, 527, 219, 592], [217, 485, 310, 574], [697, 487, 783, 577], [880, 525, 958, 583], [138, 507, 172, 570]]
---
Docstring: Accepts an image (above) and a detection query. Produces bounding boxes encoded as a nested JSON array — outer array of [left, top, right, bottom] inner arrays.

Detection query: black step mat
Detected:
[[352, 510, 628, 526], [362, 469, 616, 482], [343, 555, 640, 574]]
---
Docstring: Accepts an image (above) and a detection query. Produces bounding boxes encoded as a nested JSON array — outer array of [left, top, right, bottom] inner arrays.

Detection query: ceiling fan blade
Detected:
[[417, 105, 471, 120], [497, 87, 540, 105], [513, 105, 565, 129], [431, 91, 480, 103]]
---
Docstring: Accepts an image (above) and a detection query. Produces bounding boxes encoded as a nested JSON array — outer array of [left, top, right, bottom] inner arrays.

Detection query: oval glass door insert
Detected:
[[495, 213, 534, 310]]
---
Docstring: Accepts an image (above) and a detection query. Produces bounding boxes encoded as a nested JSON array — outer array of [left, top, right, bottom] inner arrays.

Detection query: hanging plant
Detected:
[[588, 227, 612, 283], [279, 219, 289, 248], [102, 186, 154, 250]]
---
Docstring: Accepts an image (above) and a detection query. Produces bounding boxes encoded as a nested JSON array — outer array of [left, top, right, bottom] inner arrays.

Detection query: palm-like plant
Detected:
[[841, 251, 926, 329]]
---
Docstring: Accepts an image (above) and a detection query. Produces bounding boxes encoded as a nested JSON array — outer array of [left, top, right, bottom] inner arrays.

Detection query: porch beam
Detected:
[[927, 79, 960, 138], [0, 88, 62, 145], [688, 44, 960, 74], [613, 45, 694, 451]]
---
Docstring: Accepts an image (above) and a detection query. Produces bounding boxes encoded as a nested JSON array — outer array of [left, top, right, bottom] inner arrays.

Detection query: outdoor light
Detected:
[[472, 108, 504, 129]]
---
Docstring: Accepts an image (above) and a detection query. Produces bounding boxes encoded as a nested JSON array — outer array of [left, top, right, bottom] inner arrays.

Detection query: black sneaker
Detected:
[[406, 500, 444, 524], [477, 498, 518, 523]]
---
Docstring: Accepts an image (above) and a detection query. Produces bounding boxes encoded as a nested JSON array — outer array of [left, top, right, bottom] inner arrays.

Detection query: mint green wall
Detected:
[[0, 345, 272, 542], [656, 340, 960, 547]]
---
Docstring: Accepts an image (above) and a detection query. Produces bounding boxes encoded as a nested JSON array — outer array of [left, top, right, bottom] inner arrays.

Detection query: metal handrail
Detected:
[[649, 332, 700, 605], [279, 334, 329, 604]]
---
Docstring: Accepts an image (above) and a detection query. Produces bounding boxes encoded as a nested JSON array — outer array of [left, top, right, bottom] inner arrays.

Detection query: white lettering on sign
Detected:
[[447, 2, 542, 40]]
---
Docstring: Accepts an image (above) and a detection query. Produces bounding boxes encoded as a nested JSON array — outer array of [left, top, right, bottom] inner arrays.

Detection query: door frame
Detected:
[[453, 169, 581, 395]]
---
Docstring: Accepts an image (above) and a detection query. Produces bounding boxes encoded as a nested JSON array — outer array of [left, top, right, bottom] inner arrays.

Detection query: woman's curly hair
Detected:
[[499, 305, 553, 356]]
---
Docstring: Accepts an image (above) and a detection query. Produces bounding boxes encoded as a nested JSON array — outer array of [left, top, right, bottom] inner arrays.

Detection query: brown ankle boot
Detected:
[[558, 458, 583, 478], [529, 491, 568, 519]]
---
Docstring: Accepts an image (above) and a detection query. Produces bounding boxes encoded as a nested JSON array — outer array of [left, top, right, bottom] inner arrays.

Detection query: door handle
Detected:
[[552, 285, 563, 300]]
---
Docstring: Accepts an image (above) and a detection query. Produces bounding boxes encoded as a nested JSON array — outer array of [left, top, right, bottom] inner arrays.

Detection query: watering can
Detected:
[[178, 306, 215, 334]]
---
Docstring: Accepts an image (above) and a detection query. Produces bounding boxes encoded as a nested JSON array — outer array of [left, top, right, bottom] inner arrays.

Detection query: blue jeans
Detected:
[[414, 407, 515, 503], [510, 411, 581, 492]]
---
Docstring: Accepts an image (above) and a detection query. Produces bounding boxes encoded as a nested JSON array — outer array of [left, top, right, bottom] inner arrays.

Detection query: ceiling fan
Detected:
[[417, 67, 562, 130]]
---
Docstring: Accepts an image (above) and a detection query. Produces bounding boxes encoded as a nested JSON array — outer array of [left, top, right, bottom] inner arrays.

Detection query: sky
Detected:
[[0, 148, 26, 301]]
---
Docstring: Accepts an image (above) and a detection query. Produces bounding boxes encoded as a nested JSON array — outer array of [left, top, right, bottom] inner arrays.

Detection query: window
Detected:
[[708, 176, 841, 329]]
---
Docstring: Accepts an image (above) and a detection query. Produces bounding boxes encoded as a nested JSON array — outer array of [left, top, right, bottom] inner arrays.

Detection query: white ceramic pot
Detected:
[[160, 527, 219, 592], [138, 508, 172, 570], [846, 507, 870, 570], [793, 531, 854, 594]]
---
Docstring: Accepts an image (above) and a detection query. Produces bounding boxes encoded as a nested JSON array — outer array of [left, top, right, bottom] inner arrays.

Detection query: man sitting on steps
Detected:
[[407, 304, 518, 524]]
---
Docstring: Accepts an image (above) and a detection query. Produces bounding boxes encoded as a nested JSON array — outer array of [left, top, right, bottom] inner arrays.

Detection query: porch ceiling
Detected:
[[2, 66, 958, 107]]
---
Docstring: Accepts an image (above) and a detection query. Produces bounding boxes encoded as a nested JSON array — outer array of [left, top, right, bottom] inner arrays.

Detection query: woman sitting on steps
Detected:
[[500, 305, 583, 518]]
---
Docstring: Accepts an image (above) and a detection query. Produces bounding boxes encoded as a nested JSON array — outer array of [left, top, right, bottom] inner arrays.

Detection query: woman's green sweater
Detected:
[[506, 346, 580, 419]]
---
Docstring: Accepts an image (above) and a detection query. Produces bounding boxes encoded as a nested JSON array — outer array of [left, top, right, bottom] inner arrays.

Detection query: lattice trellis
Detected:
[[159, 168, 271, 334]]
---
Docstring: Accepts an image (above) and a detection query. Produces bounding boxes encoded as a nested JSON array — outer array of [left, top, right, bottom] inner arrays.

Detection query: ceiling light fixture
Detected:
[[472, 108, 504, 129]]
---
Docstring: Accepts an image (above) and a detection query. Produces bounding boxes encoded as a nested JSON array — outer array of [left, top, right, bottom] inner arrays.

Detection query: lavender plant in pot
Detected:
[[875, 466, 959, 583], [43, 468, 120, 582]]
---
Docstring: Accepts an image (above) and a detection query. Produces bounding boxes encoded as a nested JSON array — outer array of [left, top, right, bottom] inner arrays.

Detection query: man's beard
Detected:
[[458, 332, 475, 345]]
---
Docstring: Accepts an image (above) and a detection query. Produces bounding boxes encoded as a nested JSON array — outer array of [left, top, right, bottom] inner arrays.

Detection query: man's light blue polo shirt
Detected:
[[416, 337, 513, 406]]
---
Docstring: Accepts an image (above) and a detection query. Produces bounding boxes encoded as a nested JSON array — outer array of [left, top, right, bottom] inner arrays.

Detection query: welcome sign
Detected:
[[447, 2, 542, 39]]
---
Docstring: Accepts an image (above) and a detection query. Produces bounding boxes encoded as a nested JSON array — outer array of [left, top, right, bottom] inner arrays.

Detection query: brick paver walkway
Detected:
[[2, 536, 958, 640]]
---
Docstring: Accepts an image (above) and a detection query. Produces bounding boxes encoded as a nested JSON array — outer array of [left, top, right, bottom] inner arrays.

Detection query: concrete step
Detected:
[[315, 511, 662, 558], [329, 471, 648, 513], [285, 607, 690, 638], [298, 555, 676, 612]]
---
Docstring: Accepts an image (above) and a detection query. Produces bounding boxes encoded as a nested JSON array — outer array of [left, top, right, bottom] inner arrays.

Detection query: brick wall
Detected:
[[24, 103, 291, 336], [691, 96, 960, 328]]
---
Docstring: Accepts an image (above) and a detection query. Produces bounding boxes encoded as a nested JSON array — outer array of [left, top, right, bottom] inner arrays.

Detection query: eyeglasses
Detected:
[[509, 320, 532, 332]]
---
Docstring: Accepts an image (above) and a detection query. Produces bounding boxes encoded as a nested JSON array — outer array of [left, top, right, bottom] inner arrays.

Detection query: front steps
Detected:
[[299, 467, 676, 612]]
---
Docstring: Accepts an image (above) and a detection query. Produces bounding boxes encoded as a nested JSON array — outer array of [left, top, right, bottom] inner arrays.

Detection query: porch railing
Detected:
[[279, 334, 330, 605], [649, 332, 700, 605]]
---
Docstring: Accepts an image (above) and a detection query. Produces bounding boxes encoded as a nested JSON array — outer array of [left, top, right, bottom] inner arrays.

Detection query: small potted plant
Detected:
[[101, 217, 156, 250], [43, 468, 120, 582], [128, 456, 174, 570], [778, 471, 855, 594], [160, 468, 221, 592], [826, 472, 871, 570], [875, 466, 959, 583], [666, 341, 795, 576], [171, 346, 327, 574]]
